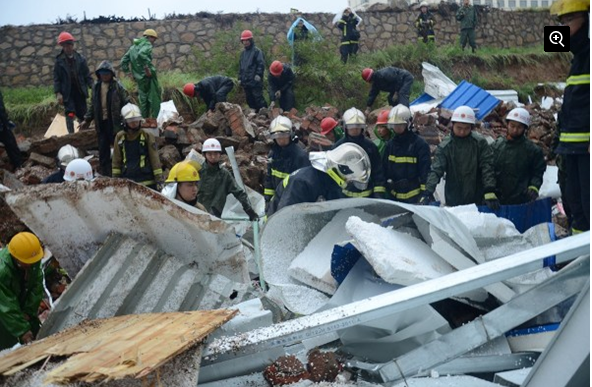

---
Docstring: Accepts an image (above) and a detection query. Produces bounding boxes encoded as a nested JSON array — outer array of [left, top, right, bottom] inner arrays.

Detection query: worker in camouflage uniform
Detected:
[[415, 2, 435, 44], [456, 0, 478, 53]]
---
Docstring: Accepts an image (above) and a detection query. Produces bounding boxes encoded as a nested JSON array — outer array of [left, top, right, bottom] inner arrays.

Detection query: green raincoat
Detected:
[[197, 162, 253, 218]]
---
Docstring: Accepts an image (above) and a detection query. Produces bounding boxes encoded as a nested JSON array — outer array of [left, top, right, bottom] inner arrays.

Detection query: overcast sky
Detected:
[[1, 0, 350, 26]]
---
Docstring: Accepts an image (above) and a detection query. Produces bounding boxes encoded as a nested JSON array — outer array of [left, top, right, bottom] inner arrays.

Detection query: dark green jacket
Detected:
[[121, 37, 157, 82], [425, 131, 496, 206], [456, 5, 477, 30], [85, 61, 129, 132], [197, 162, 252, 218], [0, 248, 43, 350], [492, 135, 546, 205]]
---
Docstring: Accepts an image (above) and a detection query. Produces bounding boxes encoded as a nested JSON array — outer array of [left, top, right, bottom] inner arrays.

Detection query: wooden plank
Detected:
[[44, 113, 80, 138]]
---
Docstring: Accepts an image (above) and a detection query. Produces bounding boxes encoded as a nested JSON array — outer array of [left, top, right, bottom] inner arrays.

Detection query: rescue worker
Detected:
[[333, 108, 385, 198], [292, 18, 310, 66], [268, 61, 296, 112], [0, 89, 22, 170], [163, 161, 207, 211], [362, 67, 415, 113], [337, 8, 361, 64], [53, 31, 93, 134], [372, 110, 393, 157], [182, 75, 234, 114], [309, 117, 345, 151], [112, 103, 163, 189], [492, 108, 546, 205], [80, 60, 129, 177], [456, 0, 478, 53], [42, 144, 79, 183], [550, 0, 590, 233], [120, 29, 161, 118], [63, 158, 94, 181], [415, 2, 436, 44], [263, 116, 310, 204], [197, 138, 259, 221], [0, 232, 45, 350], [267, 143, 370, 216], [382, 105, 431, 204], [238, 30, 268, 112], [421, 106, 498, 209]]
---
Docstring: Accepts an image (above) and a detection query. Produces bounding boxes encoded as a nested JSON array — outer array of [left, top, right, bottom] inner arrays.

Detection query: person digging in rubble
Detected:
[[308, 117, 344, 152], [420, 106, 498, 210], [80, 61, 129, 177], [120, 29, 162, 118], [0, 232, 45, 350], [383, 105, 431, 204], [53, 32, 93, 134], [372, 110, 393, 158], [362, 67, 414, 114], [266, 143, 370, 216], [549, 0, 590, 234], [63, 158, 95, 182], [456, 0, 478, 53], [415, 2, 436, 44], [263, 116, 310, 205], [332, 108, 385, 198], [268, 61, 296, 112], [182, 76, 234, 115], [112, 103, 163, 190], [492, 108, 546, 205], [238, 30, 268, 112], [197, 138, 259, 221], [162, 161, 207, 212], [0, 89, 22, 170], [42, 144, 80, 183]]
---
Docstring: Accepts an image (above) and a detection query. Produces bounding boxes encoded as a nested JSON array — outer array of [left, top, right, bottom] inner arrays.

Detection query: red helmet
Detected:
[[57, 31, 75, 45], [320, 117, 339, 135], [270, 61, 283, 77], [361, 68, 374, 82], [183, 83, 196, 97], [240, 30, 254, 40], [376, 110, 389, 125]]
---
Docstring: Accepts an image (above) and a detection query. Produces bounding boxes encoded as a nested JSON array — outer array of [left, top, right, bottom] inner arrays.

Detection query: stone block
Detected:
[[28, 152, 56, 168]]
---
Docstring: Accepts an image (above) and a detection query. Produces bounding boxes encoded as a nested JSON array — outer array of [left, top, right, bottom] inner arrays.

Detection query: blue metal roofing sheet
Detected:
[[410, 92, 435, 106], [439, 80, 501, 120]]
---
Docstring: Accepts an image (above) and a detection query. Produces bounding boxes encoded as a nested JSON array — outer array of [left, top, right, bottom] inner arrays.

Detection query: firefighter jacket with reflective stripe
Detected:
[[264, 141, 310, 200], [197, 161, 252, 218], [383, 130, 431, 203], [492, 135, 546, 205], [112, 129, 162, 186], [366, 67, 414, 108], [337, 13, 360, 44], [415, 12, 435, 37], [556, 23, 590, 155]]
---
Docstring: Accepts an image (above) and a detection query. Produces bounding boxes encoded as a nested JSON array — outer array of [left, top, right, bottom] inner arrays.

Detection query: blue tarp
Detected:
[[286, 17, 321, 46], [439, 80, 501, 120]]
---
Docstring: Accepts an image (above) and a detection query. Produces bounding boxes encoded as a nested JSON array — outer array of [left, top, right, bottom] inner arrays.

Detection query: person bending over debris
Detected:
[[267, 143, 370, 216], [492, 108, 545, 205], [0, 232, 45, 350], [383, 105, 431, 204], [162, 161, 207, 211], [43, 145, 80, 183], [112, 103, 163, 190], [197, 138, 259, 221], [0, 89, 22, 170], [264, 116, 310, 204], [362, 67, 414, 112], [421, 106, 498, 210], [238, 30, 268, 112], [372, 110, 393, 158], [182, 76, 234, 115], [80, 60, 129, 177], [268, 61, 296, 112]]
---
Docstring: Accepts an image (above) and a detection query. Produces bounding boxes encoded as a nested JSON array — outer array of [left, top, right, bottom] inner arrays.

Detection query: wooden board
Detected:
[[44, 113, 80, 138], [0, 309, 236, 384]]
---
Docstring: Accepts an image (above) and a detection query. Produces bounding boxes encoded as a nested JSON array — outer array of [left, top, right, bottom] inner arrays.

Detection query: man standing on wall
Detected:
[[456, 0, 478, 53]]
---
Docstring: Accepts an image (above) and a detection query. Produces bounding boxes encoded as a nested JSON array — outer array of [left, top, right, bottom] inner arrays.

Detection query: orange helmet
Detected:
[[320, 117, 339, 135], [376, 110, 389, 125], [362, 68, 374, 82], [270, 61, 283, 77], [240, 30, 253, 40], [183, 83, 196, 97], [57, 32, 75, 45]]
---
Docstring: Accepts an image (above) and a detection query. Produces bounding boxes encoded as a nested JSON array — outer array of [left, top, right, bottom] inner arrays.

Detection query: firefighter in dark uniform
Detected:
[[238, 30, 268, 112], [362, 67, 415, 114], [336, 8, 361, 64], [383, 105, 431, 204], [268, 61, 296, 112], [182, 75, 234, 114], [415, 2, 436, 43]]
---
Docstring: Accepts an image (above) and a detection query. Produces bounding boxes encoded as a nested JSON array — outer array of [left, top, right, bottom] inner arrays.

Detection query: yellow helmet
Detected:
[[550, 0, 590, 17], [8, 232, 44, 264], [166, 161, 200, 183], [143, 29, 158, 39]]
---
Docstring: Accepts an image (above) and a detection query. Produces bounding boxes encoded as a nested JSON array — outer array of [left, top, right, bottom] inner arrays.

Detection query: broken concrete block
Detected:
[[27, 152, 56, 169], [158, 144, 182, 170], [30, 129, 98, 157]]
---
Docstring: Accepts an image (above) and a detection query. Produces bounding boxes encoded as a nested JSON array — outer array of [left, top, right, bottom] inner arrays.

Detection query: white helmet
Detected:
[[506, 107, 531, 127], [121, 103, 143, 122], [57, 144, 80, 168], [387, 104, 412, 127], [320, 143, 371, 191], [202, 138, 222, 152], [63, 158, 93, 181], [269, 116, 293, 139], [342, 107, 366, 129], [420, 1, 428, 7], [451, 106, 476, 125]]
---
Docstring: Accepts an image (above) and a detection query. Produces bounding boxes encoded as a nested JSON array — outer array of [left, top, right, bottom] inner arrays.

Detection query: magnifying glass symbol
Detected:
[[549, 31, 565, 47]]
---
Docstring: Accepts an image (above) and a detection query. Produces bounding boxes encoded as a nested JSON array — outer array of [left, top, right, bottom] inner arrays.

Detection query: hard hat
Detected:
[[270, 61, 284, 77], [451, 106, 476, 124], [506, 107, 531, 127], [143, 29, 158, 39], [64, 158, 94, 181], [361, 68, 374, 82], [121, 103, 143, 122], [240, 30, 254, 40], [342, 107, 366, 128], [202, 138, 222, 152], [325, 143, 371, 190], [166, 161, 200, 183], [57, 31, 75, 45], [183, 83, 196, 97], [57, 144, 80, 168], [376, 110, 390, 125], [269, 116, 293, 139], [320, 117, 339, 136], [550, 0, 590, 17], [420, 1, 429, 7], [387, 104, 412, 126], [8, 232, 44, 264]]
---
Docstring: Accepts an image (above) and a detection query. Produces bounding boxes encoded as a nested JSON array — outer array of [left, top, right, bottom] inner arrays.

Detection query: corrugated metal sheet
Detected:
[[411, 92, 435, 106], [39, 233, 257, 338], [439, 80, 501, 120]]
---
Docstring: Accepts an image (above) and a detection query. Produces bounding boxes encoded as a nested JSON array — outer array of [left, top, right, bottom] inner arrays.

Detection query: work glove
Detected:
[[56, 93, 64, 105], [274, 90, 281, 99], [526, 187, 539, 203], [245, 207, 259, 222], [254, 75, 261, 82], [484, 192, 500, 211], [418, 191, 434, 205]]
